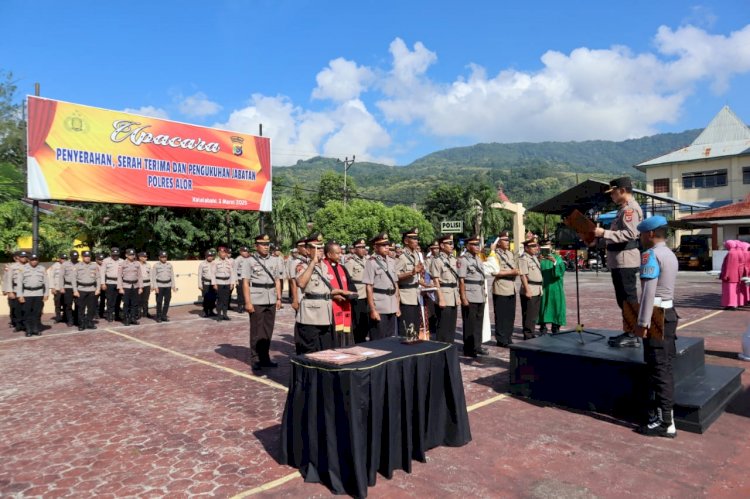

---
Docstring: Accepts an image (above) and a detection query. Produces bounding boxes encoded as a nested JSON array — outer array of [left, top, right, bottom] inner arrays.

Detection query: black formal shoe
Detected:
[[155, 318, 162, 323], [123, 319, 130, 326], [496, 341, 513, 347], [222, 315, 231, 321], [131, 320, 140, 325], [215, 316, 223, 322], [608, 333, 641, 348], [251, 362, 262, 371], [261, 361, 279, 368], [78, 326, 85, 331], [66, 322, 74, 327], [25, 332, 32, 337], [161, 317, 169, 322], [88, 324, 97, 330], [208, 311, 218, 317], [476, 347, 490, 355]]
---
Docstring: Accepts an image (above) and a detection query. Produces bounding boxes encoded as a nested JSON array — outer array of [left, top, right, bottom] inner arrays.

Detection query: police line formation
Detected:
[[2, 177, 681, 438]]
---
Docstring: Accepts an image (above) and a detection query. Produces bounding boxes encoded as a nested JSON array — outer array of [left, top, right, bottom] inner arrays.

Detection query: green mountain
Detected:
[[274, 129, 701, 208]]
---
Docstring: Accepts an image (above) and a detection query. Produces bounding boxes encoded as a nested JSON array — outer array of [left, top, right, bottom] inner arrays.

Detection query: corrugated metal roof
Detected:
[[681, 194, 750, 221], [636, 106, 750, 169]]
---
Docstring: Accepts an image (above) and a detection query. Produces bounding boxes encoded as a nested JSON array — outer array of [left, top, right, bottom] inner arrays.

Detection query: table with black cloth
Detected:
[[279, 337, 472, 497]]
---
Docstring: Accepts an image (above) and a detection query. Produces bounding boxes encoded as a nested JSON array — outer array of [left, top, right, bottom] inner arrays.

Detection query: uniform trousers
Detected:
[[398, 303, 421, 338], [76, 290, 97, 327], [105, 283, 122, 320], [215, 284, 231, 316], [611, 267, 639, 332], [643, 308, 679, 420], [63, 288, 77, 325], [462, 302, 485, 355], [493, 293, 516, 346], [236, 278, 246, 310], [122, 287, 140, 323], [351, 298, 370, 343], [520, 294, 541, 340], [22, 296, 43, 334], [435, 305, 457, 344], [369, 313, 397, 340], [97, 292, 106, 318], [53, 292, 64, 321], [155, 287, 172, 319], [295, 323, 333, 354], [9, 297, 22, 330], [425, 296, 438, 337], [202, 284, 216, 315], [138, 285, 151, 318], [249, 304, 276, 364]]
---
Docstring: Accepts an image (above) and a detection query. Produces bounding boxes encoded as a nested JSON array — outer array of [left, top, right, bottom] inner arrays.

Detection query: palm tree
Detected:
[[269, 195, 308, 250]]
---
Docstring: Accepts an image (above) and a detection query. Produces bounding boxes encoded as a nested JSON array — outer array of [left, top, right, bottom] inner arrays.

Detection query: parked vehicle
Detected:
[[675, 235, 711, 270]]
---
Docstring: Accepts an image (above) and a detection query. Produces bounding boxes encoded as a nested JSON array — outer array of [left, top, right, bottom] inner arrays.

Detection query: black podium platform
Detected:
[[509, 330, 743, 433]]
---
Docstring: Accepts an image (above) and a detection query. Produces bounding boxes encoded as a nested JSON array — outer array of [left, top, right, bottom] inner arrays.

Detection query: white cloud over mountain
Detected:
[[123, 106, 170, 120], [177, 92, 223, 118]]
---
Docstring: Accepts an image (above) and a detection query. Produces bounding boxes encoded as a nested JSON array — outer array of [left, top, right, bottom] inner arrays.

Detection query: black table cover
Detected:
[[279, 337, 472, 497]]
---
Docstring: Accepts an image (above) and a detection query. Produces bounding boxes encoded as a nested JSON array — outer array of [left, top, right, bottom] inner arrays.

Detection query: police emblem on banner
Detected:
[[231, 136, 244, 156]]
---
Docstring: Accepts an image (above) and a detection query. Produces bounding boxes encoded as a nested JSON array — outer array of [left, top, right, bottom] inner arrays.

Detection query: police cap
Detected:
[[18, 250, 29, 258], [239, 245, 250, 252], [137, 251, 147, 257], [605, 176, 632, 193], [82, 250, 92, 258], [352, 238, 367, 248], [71, 250, 80, 257], [437, 235, 454, 245], [110, 247, 120, 255], [497, 230, 511, 241], [255, 234, 271, 245], [370, 232, 390, 246], [59, 252, 69, 260], [96, 253, 105, 260], [465, 234, 481, 244], [401, 227, 419, 241], [305, 232, 324, 247], [637, 215, 668, 233], [29, 253, 39, 261], [158, 250, 168, 258], [125, 249, 135, 256]]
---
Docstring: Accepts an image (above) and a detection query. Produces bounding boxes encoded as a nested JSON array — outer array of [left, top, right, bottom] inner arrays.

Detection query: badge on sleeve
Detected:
[[624, 209, 634, 223], [640, 249, 660, 280]]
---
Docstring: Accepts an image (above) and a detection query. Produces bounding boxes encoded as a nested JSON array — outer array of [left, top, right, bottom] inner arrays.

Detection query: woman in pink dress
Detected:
[[720, 240, 744, 309], [740, 241, 750, 306]]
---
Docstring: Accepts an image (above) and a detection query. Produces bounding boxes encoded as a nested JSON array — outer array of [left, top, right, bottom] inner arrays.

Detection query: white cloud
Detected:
[[123, 106, 169, 120], [177, 92, 222, 118], [312, 57, 374, 102]]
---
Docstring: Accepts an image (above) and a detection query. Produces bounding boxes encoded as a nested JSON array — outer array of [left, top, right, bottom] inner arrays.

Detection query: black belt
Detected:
[[156, 279, 171, 284], [23, 285, 44, 291], [464, 279, 484, 285], [106, 277, 118, 282], [400, 282, 419, 289], [202, 279, 212, 284], [351, 280, 363, 284], [77, 281, 96, 286], [607, 240, 638, 251], [215, 276, 230, 280], [64, 280, 72, 285], [251, 282, 275, 289], [305, 292, 330, 300], [373, 287, 396, 296], [528, 280, 543, 285], [123, 279, 137, 284], [499, 276, 516, 281], [440, 283, 457, 288]]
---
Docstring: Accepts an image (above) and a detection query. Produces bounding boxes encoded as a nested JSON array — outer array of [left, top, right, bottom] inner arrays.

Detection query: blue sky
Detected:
[[2, 0, 749, 165]]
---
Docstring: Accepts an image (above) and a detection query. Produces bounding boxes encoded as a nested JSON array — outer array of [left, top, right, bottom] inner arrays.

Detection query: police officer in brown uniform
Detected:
[[243, 234, 283, 370], [198, 249, 217, 317], [396, 228, 425, 338], [423, 239, 440, 337], [73, 250, 102, 331], [59, 250, 79, 327], [489, 231, 520, 346], [4, 251, 28, 331], [519, 238, 544, 340], [118, 249, 143, 326], [95, 253, 106, 319], [344, 238, 370, 343], [15, 253, 48, 336], [288, 238, 308, 312], [152, 251, 176, 322], [101, 247, 124, 322], [295, 233, 343, 353], [593, 176, 643, 348], [234, 246, 251, 312], [48, 253, 67, 323], [363, 232, 400, 340], [138, 252, 153, 320], [211, 246, 235, 321], [459, 235, 489, 357], [430, 235, 460, 344]]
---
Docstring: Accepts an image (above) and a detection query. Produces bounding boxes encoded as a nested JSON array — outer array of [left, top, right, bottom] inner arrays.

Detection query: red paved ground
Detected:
[[1, 271, 748, 498]]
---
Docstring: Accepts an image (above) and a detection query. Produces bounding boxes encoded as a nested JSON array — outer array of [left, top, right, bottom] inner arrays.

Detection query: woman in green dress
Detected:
[[537, 238, 566, 334]]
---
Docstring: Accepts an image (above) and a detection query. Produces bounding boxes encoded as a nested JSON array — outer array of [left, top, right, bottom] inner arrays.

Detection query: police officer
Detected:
[[48, 253, 67, 323], [519, 238, 543, 340], [489, 231, 520, 347], [101, 247, 124, 322], [211, 246, 235, 320], [243, 234, 284, 370], [4, 251, 28, 332], [344, 238, 370, 343], [423, 239, 440, 337], [634, 216, 679, 438], [152, 251, 176, 322], [288, 238, 308, 312], [363, 232, 400, 340], [198, 249, 217, 317], [59, 250, 79, 327], [430, 235, 460, 344], [234, 246, 251, 312], [294, 233, 341, 353], [95, 253, 106, 319], [73, 250, 101, 331], [594, 176, 643, 348], [118, 249, 143, 325], [16, 253, 48, 336], [138, 251, 153, 320], [459, 234, 489, 357], [396, 227, 425, 338]]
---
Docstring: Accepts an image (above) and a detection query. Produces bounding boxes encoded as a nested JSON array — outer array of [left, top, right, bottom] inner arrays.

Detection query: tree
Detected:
[[269, 195, 308, 250], [0, 70, 24, 169], [315, 171, 358, 208]]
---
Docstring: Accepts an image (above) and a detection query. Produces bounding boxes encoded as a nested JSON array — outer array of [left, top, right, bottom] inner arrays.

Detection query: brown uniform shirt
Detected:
[[73, 262, 101, 292], [295, 260, 334, 326], [244, 253, 283, 306], [16, 265, 49, 297], [491, 248, 518, 296], [363, 255, 398, 314], [430, 253, 460, 307], [100, 257, 123, 286], [118, 260, 143, 289], [198, 260, 213, 287], [396, 248, 421, 306], [344, 254, 367, 297], [458, 253, 487, 303], [211, 258, 235, 285], [152, 262, 176, 289], [603, 197, 643, 269], [519, 253, 543, 297]]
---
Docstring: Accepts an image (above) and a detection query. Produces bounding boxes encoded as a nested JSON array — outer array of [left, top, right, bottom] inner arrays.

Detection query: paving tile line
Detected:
[[103, 328, 289, 392], [676, 309, 723, 331]]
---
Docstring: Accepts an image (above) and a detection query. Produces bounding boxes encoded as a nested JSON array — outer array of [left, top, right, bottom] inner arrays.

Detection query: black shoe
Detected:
[[155, 318, 162, 323], [222, 314, 231, 321], [131, 320, 139, 326], [251, 362, 262, 371], [123, 318, 130, 326], [66, 322, 74, 327], [215, 316, 223, 321], [208, 311, 218, 317], [608, 332, 641, 348], [476, 347, 490, 356], [161, 317, 169, 322], [88, 324, 97, 330], [25, 332, 32, 337], [261, 361, 278, 368], [496, 341, 512, 347], [78, 326, 85, 331]]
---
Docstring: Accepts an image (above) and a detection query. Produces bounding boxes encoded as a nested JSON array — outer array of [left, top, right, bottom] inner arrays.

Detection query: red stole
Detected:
[[323, 259, 352, 333]]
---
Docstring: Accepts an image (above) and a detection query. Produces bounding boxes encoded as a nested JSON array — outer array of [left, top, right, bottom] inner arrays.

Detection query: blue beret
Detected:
[[637, 215, 668, 232]]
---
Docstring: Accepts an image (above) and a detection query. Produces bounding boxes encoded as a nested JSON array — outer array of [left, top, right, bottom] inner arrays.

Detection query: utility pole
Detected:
[[340, 156, 355, 205], [31, 83, 40, 254], [259, 123, 265, 234]]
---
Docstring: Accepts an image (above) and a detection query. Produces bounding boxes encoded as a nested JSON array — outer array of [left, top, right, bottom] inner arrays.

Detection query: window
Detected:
[[653, 178, 670, 193], [682, 169, 727, 189], [743, 166, 750, 184]]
